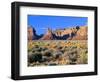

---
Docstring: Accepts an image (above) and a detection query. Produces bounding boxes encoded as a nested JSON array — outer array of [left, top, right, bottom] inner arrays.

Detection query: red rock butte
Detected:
[[28, 26, 88, 40]]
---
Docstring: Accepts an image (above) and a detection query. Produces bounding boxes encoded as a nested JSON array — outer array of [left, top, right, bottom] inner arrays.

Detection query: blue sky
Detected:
[[28, 15, 87, 35]]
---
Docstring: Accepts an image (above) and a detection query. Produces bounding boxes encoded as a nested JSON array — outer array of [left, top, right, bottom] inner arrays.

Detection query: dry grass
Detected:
[[28, 40, 88, 66]]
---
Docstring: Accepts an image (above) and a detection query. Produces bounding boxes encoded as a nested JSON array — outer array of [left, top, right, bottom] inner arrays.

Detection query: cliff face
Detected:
[[40, 28, 54, 40], [72, 26, 88, 40], [28, 27, 33, 40], [28, 26, 88, 40], [28, 26, 39, 40]]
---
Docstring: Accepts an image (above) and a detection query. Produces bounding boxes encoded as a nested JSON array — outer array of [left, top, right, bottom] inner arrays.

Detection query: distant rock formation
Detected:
[[40, 28, 54, 40], [28, 26, 88, 40], [28, 26, 43, 40], [72, 26, 87, 40], [28, 26, 34, 40], [52, 26, 87, 40]]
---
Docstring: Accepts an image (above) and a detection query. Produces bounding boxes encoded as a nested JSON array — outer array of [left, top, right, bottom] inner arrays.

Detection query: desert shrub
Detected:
[[33, 45, 39, 48], [77, 50, 88, 64], [41, 47, 48, 51], [28, 54, 33, 63], [85, 49, 88, 54], [53, 51, 63, 59], [67, 49, 79, 64], [43, 50, 53, 57], [57, 46, 63, 50], [82, 53, 88, 64], [69, 53, 77, 61], [28, 40, 88, 66], [32, 47, 42, 52], [37, 47, 43, 52], [60, 49, 65, 54], [28, 52, 42, 63], [71, 46, 77, 49], [41, 56, 49, 62]]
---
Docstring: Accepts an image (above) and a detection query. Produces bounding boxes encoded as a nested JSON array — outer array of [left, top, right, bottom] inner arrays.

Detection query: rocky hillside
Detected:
[[40, 28, 54, 40], [72, 26, 87, 40], [28, 26, 43, 40], [28, 26, 88, 40]]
